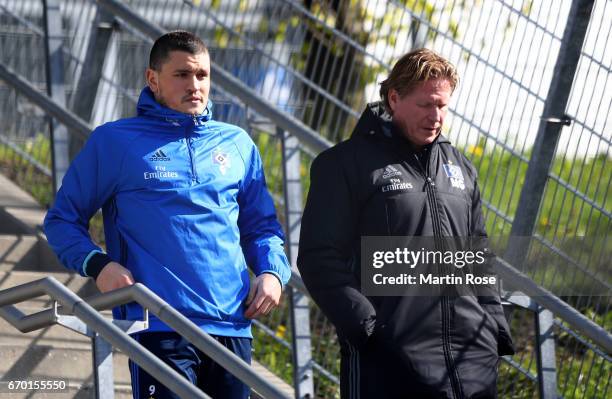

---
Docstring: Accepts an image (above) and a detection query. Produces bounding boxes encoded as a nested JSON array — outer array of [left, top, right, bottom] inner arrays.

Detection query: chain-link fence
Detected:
[[0, 0, 610, 398]]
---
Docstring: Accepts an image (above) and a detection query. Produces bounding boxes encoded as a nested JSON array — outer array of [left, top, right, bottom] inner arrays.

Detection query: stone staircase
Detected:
[[0, 272, 133, 399], [0, 173, 131, 398], [0, 173, 294, 399]]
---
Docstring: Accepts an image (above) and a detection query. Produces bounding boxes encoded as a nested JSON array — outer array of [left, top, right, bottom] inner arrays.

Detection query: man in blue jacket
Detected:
[[44, 31, 291, 399]]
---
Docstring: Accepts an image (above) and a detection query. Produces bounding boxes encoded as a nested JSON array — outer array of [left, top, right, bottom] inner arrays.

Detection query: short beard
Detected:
[[153, 91, 167, 108]]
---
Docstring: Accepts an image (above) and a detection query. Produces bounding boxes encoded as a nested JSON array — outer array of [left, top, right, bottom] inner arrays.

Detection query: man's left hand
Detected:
[[244, 273, 282, 319]]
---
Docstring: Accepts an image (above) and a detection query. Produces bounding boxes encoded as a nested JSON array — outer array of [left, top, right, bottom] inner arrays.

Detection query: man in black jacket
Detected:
[[297, 49, 514, 399]]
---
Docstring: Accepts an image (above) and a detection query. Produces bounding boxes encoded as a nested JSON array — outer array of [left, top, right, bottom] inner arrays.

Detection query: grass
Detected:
[[463, 142, 611, 238], [0, 134, 53, 207]]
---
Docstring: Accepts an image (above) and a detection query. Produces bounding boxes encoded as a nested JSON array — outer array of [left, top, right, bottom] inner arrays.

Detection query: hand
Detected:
[[244, 273, 282, 319], [95, 261, 135, 293]]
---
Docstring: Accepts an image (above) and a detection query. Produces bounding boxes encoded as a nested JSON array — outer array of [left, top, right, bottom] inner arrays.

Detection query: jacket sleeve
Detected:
[[471, 179, 516, 356], [237, 140, 291, 286], [297, 148, 376, 348], [43, 127, 119, 277]]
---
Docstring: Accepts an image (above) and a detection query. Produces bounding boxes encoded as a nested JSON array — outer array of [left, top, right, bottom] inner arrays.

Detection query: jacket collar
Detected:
[[352, 101, 451, 147], [136, 87, 213, 127]]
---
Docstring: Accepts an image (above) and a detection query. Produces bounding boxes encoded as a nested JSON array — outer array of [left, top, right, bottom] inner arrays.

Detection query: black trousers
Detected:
[[339, 338, 498, 399], [128, 331, 251, 399]]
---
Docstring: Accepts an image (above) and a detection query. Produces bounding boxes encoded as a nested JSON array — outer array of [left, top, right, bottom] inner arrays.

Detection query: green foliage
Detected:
[[545, 153, 610, 236], [0, 134, 53, 206], [498, 362, 538, 398], [448, 20, 460, 39], [403, 0, 436, 20], [497, 308, 611, 399], [555, 348, 611, 399], [252, 311, 294, 385], [293, 0, 466, 142], [460, 141, 611, 240], [522, 0, 534, 16], [253, 132, 285, 195], [461, 139, 528, 236], [213, 26, 230, 48], [556, 327, 611, 398]]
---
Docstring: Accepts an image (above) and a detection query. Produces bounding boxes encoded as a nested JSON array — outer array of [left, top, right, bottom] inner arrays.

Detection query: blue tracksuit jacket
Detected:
[[44, 87, 291, 337]]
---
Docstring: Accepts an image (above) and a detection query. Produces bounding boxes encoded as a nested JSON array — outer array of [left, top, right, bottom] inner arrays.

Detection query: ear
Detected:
[[388, 89, 399, 114], [145, 68, 159, 94]]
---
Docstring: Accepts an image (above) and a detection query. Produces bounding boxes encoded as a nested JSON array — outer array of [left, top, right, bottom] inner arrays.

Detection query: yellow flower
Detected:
[[275, 325, 286, 339], [467, 145, 484, 156]]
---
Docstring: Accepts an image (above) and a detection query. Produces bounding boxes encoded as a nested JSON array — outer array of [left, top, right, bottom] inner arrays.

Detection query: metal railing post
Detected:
[[92, 332, 115, 399], [68, 6, 115, 157], [70, 7, 114, 123], [42, 0, 70, 194], [534, 307, 557, 399], [54, 314, 148, 399], [499, 3, 596, 394], [280, 128, 314, 398], [505, 0, 595, 265]]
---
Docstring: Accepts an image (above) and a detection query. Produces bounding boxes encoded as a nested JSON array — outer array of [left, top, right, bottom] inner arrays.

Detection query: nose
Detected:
[[427, 107, 439, 122], [187, 75, 199, 92], [429, 106, 443, 123]]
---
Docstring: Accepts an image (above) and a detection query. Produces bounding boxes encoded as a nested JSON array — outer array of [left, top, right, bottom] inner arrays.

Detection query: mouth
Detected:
[[185, 96, 202, 103]]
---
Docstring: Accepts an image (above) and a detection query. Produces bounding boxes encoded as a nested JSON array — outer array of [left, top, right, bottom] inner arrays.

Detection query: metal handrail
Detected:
[[0, 63, 91, 139], [494, 256, 612, 354], [0, 278, 291, 399], [0, 277, 209, 398]]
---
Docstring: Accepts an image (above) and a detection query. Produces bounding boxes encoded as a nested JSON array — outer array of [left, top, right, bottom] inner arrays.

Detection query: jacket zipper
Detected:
[[113, 198, 128, 320], [186, 117, 199, 183], [405, 148, 465, 399]]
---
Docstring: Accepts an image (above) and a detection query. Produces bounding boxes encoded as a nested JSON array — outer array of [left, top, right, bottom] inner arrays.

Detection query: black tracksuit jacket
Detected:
[[297, 102, 515, 399]]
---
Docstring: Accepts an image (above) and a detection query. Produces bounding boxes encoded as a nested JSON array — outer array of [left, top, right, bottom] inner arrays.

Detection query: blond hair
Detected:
[[380, 48, 458, 110]]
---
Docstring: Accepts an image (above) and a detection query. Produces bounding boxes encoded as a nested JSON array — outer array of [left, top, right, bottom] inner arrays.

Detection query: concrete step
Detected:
[[0, 311, 133, 398], [0, 343, 132, 385], [0, 234, 40, 270], [0, 308, 113, 349], [0, 269, 98, 292], [0, 234, 64, 273], [0, 173, 46, 235], [0, 173, 62, 271], [250, 362, 295, 399], [0, 270, 100, 309], [0, 383, 132, 399]]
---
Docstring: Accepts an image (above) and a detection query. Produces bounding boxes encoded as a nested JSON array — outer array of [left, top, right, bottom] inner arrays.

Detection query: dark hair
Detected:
[[149, 31, 208, 71], [380, 48, 458, 111]]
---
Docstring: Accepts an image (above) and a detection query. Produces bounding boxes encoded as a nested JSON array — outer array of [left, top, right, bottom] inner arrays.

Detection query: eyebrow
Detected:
[[173, 68, 208, 74]]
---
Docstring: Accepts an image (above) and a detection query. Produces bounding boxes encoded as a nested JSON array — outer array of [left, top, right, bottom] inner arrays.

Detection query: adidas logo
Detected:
[[386, 165, 399, 172], [382, 164, 402, 179], [149, 149, 170, 162]]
